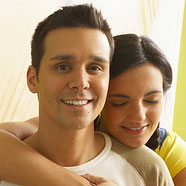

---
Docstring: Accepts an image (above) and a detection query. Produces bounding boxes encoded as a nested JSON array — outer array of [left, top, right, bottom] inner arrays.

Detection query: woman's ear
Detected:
[[27, 65, 38, 93]]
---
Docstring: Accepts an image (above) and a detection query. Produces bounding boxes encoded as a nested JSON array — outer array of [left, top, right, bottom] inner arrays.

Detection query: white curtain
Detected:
[[0, 0, 185, 130], [142, 0, 185, 130]]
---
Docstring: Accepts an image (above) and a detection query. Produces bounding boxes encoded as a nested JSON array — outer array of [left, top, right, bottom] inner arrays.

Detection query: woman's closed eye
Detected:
[[144, 100, 159, 104], [112, 102, 128, 107]]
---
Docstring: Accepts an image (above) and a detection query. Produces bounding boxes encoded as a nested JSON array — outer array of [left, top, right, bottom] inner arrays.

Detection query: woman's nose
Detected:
[[128, 103, 146, 123]]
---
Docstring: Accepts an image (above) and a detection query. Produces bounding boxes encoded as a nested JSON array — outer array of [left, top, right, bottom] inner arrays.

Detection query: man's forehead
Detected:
[[43, 27, 111, 61], [45, 27, 103, 40]]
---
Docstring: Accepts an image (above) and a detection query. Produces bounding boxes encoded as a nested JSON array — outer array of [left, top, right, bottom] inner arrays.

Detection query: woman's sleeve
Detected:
[[155, 130, 186, 178]]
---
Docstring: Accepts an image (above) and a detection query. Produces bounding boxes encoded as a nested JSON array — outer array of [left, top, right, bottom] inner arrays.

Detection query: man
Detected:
[[0, 4, 174, 186]]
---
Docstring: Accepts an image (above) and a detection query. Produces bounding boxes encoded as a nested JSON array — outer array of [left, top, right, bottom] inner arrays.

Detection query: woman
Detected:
[[97, 34, 186, 186], [0, 34, 185, 185]]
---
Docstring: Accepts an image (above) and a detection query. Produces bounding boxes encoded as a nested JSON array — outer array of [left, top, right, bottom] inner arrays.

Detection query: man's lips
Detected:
[[58, 92, 95, 106], [62, 99, 92, 106]]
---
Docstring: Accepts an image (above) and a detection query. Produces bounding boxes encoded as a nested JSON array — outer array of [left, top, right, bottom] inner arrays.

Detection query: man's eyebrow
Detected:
[[108, 94, 130, 99], [50, 55, 109, 63], [145, 90, 162, 96], [50, 55, 75, 61], [89, 56, 109, 63]]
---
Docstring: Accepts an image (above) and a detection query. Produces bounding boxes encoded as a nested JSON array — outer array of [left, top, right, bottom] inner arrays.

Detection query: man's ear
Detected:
[[27, 65, 38, 93]]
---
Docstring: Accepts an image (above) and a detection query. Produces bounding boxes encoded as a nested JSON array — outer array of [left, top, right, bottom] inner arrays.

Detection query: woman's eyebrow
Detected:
[[144, 90, 162, 96], [108, 94, 130, 99]]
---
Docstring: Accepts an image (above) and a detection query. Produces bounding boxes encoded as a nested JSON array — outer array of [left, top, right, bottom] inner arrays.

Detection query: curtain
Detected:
[[173, 1, 186, 141], [0, 0, 185, 125], [143, 0, 185, 130]]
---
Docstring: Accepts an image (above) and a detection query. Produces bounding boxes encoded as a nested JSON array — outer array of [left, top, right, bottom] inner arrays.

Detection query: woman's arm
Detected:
[[0, 117, 39, 140], [0, 119, 117, 186], [173, 167, 186, 186], [0, 119, 91, 185], [0, 129, 92, 186]]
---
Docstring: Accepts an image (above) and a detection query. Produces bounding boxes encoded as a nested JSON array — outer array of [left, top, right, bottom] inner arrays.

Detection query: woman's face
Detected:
[[101, 63, 164, 148]]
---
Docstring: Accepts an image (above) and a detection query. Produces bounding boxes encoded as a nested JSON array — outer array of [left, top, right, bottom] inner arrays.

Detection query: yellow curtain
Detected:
[[173, 1, 186, 141]]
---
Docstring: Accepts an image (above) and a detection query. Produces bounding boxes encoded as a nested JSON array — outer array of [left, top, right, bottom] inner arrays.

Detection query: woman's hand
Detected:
[[82, 174, 118, 186]]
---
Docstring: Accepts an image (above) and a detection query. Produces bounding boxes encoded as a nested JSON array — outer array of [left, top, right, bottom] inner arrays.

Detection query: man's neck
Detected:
[[24, 120, 105, 167]]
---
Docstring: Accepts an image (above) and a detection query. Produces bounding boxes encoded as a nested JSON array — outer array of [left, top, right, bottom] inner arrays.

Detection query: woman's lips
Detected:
[[121, 125, 148, 134]]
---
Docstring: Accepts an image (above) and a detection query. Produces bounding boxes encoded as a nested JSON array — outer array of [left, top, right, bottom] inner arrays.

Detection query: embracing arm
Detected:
[[0, 129, 92, 186], [0, 119, 116, 186], [0, 119, 91, 185], [0, 117, 39, 140]]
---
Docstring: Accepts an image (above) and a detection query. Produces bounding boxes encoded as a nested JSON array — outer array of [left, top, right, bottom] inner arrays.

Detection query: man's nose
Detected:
[[68, 69, 90, 90]]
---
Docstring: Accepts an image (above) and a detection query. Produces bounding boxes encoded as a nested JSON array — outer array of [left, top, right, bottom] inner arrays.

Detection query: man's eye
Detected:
[[144, 100, 159, 104], [112, 102, 127, 107], [88, 65, 102, 71], [55, 64, 71, 71]]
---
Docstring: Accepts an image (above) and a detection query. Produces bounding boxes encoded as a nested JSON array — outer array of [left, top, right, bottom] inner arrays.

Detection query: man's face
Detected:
[[28, 28, 110, 130]]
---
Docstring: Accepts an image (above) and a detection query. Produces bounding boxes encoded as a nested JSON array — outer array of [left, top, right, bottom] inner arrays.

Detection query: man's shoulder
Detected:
[[110, 136, 174, 186], [111, 136, 160, 161], [101, 132, 165, 165]]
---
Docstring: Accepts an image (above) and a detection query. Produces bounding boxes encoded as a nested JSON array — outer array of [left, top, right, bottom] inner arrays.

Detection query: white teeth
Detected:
[[63, 100, 88, 105], [129, 127, 143, 131]]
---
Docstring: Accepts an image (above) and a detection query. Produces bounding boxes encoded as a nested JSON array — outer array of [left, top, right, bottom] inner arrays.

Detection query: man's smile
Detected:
[[62, 99, 92, 106]]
